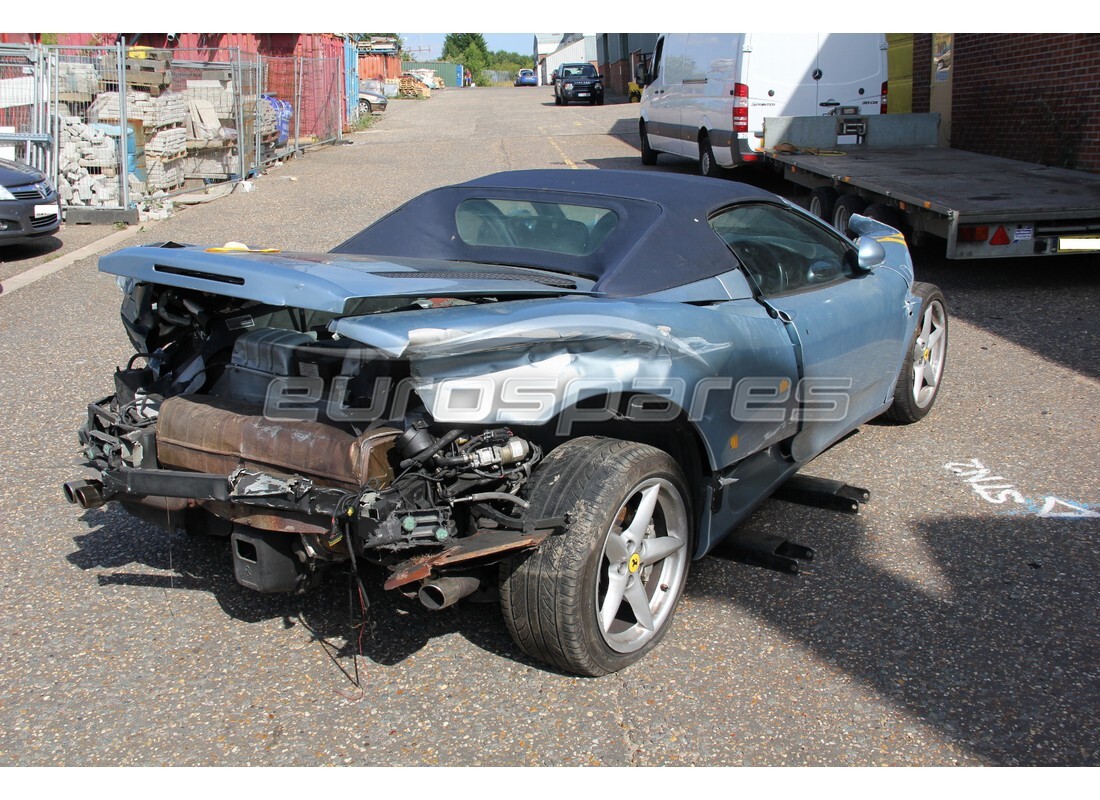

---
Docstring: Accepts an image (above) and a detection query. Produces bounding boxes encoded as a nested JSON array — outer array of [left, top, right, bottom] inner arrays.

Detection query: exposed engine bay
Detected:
[[66, 279, 555, 605]]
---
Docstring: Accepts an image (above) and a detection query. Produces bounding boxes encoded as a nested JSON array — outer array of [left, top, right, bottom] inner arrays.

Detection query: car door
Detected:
[[642, 35, 686, 156], [709, 202, 912, 463]]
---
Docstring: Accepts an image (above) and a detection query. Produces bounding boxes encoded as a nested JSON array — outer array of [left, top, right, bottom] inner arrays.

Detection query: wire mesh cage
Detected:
[[6, 41, 347, 218]]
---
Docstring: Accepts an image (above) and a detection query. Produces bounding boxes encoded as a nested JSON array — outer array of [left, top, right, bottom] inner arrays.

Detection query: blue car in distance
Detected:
[[66, 169, 946, 676], [514, 68, 537, 86]]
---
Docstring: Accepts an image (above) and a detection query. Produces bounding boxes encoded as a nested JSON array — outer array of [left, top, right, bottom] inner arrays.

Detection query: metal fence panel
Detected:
[[167, 48, 264, 184], [5, 43, 345, 216], [262, 54, 343, 152], [0, 45, 52, 172], [50, 43, 137, 211]]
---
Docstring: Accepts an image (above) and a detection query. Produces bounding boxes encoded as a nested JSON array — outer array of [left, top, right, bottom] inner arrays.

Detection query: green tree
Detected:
[[442, 34, 488, 61], [442, 33, 491, 84], [489, 50, 534, 71]]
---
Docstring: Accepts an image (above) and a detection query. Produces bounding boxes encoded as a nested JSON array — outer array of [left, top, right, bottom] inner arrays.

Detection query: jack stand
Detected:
[[712, 532, 814, 574], [772, 474, 870, 514]]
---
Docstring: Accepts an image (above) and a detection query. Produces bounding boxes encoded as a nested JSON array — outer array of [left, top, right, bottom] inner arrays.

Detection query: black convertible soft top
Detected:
[[332, 169, 786, 297]]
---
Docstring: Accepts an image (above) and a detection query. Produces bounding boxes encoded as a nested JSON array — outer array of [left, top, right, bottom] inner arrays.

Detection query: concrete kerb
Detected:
[[0, 224, 144, 298]]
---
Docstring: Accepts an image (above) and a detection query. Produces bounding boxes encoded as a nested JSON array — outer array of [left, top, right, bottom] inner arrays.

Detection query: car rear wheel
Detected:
[[885, 282, 948, 423], [500, 437, 692, 676], [699, 134, 722, 178], [640, 122, 658, 166]]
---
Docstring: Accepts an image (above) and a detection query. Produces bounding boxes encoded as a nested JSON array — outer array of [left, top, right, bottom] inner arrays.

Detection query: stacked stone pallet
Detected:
[[55, 116, 142, 207], [89, 91, 187, 191], [180, 77, 268, 180], [55, 61, 101, 103], [88, 90, 187, 128]]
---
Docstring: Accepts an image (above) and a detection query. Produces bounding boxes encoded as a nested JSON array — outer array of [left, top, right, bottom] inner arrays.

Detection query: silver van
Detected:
[[638, 33, 888, 175]]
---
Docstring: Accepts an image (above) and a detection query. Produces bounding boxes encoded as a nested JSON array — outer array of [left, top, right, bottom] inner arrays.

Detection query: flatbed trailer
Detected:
[[761, 113, 1100, 259]]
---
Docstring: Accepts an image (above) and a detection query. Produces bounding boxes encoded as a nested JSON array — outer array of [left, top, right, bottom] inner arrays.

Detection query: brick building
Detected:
[[600, 32, 1100, 174], [912, 33, 1100, 173]]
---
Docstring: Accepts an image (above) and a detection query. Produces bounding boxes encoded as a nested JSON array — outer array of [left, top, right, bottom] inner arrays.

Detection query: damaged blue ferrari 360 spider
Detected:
[[65, 169, 946, 675]]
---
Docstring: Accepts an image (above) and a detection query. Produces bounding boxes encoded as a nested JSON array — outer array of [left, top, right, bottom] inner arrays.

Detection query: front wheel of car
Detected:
[[358, 99, 372, 114], [500, 437, 693, 676], [555, 94, 563, 106], [885, 282, 948, 423]]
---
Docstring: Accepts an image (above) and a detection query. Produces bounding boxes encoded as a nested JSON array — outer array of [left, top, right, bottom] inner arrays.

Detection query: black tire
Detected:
[[555, 94, 562, 106], [808, 186, 839, 221], [500, 437, 693, 676], [640, 121, 658, 166], [831, 193, 867, 236], [358, 99, 372, 114], [863, 203, 905, 232], [699, 134, 722, 178], [885, 282, 948, 423], [596, 97, 605, 106]]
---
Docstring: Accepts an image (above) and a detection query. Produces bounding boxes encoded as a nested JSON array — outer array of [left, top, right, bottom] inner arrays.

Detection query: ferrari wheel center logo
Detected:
[[628, 553, 641, 573]]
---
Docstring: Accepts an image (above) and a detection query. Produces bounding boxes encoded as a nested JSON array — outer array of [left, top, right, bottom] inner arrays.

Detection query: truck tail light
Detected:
[[880, 81, 888, 114], [958, 225, 989, 242], [733, 83, 749, 133]]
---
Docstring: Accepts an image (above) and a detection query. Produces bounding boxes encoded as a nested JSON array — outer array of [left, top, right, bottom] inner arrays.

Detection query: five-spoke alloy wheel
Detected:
[[501, 437, 693, 676], [886, 281, 948, 423]]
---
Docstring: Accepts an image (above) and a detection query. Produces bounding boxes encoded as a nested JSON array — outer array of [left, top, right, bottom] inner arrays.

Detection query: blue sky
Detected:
[[399, 34, 536, 61]]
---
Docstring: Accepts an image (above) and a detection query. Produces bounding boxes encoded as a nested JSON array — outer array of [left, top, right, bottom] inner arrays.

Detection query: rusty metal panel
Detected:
[[358, 54, 401, 81], [384, 528, 556, 590], [157, 395, 398, 488]]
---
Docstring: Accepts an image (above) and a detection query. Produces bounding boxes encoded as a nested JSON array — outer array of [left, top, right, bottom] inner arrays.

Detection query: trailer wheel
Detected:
[[640, 122, 658, 166], [808, 187, 838, 221], [832, 194, 867, 236], [885, 282, 948, 424]]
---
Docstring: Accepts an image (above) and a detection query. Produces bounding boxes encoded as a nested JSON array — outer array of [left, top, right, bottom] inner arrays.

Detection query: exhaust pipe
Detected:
[[63, 479, 105, 509], [418, 576, 481, 611]]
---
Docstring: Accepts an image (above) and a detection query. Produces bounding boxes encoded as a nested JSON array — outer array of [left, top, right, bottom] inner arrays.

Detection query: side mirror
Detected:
[[855, 237, 886, 271], [848, 214, 887, 271]]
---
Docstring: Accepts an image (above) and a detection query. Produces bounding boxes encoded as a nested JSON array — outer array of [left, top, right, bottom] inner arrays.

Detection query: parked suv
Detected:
[[0, 158, 60, 245], [554, 63, 604, 106]]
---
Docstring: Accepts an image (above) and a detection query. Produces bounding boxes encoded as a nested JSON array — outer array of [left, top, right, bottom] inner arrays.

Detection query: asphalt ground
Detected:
[[0, 86, 1097, 770]]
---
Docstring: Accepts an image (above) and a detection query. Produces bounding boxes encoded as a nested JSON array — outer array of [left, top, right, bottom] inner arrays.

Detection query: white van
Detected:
[[638, 33, 888, 175]]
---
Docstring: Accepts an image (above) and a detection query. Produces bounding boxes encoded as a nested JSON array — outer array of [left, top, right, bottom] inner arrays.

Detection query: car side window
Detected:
[[709, 203, 856, 295], [651, 38, 663, 83]]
